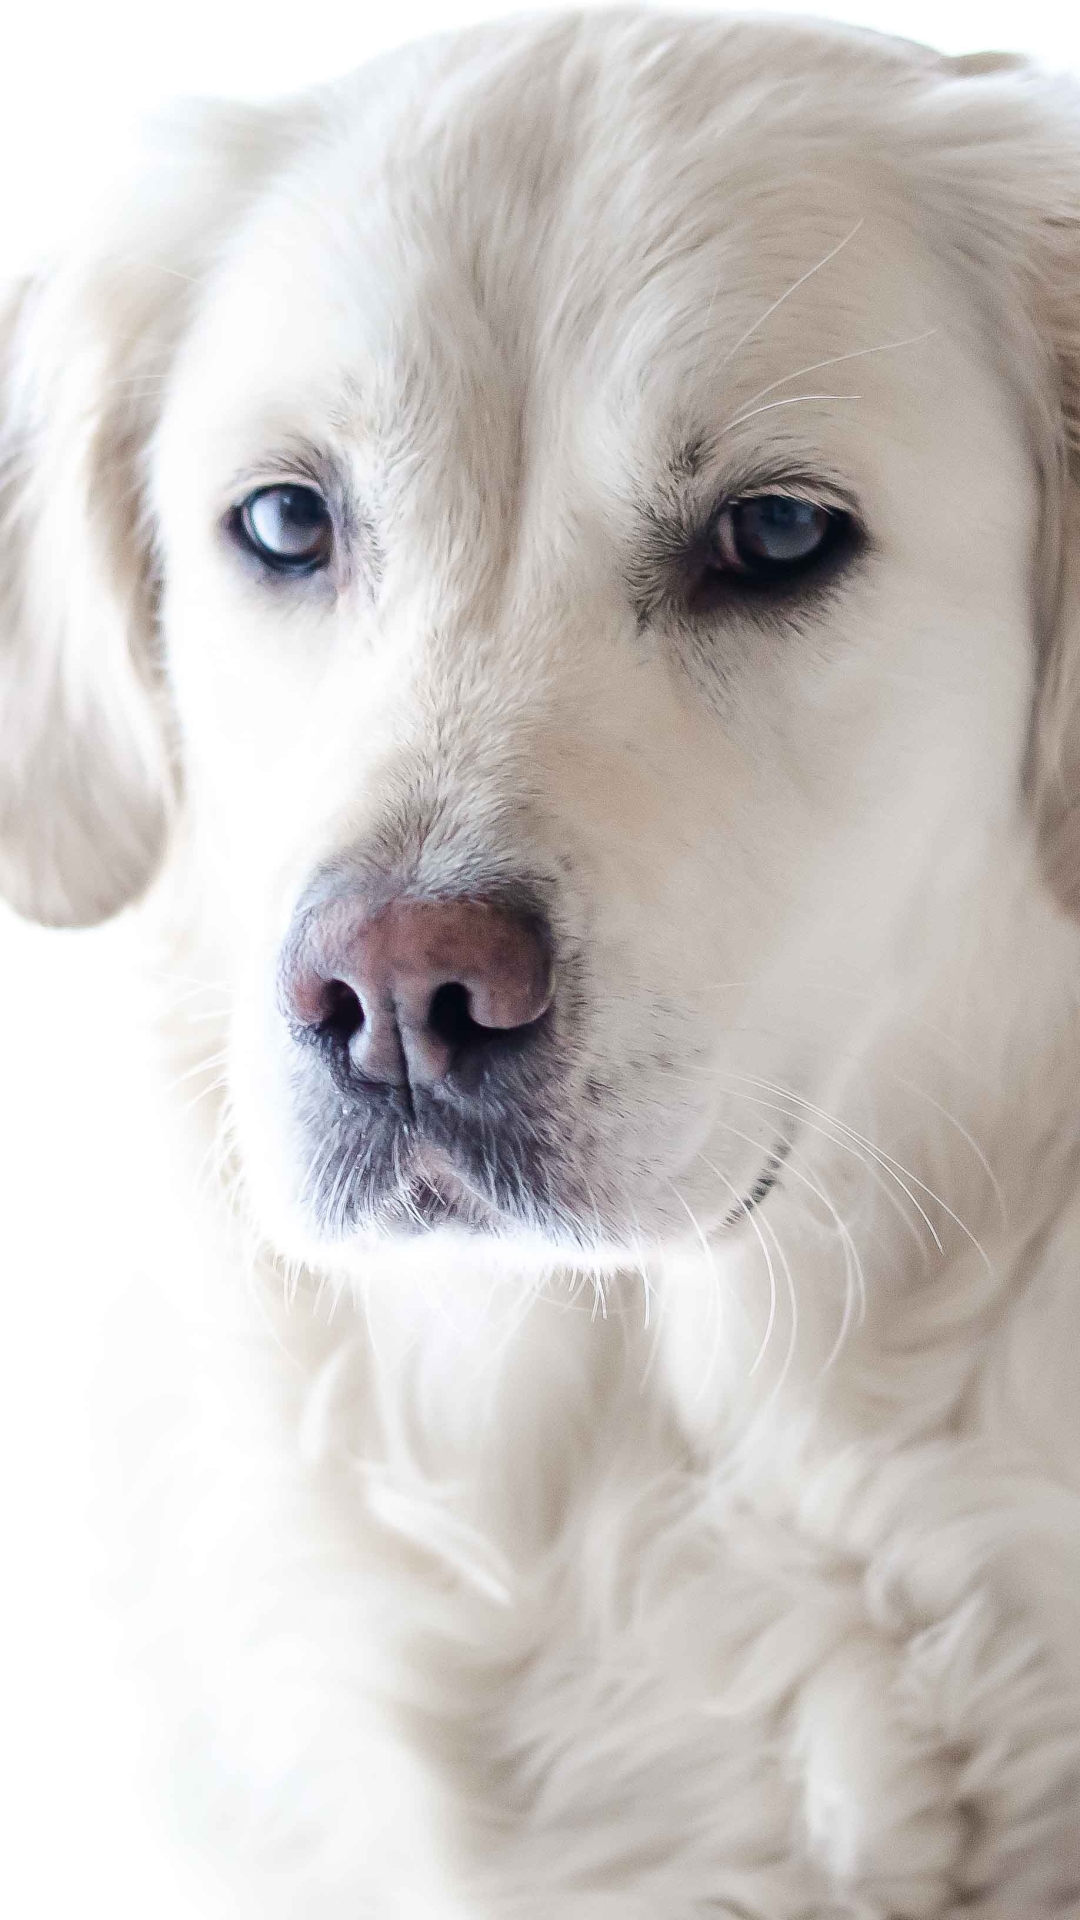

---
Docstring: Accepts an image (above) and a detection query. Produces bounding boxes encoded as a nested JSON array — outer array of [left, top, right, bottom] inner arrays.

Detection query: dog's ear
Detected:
[[1032, 495, 1080, 921], [918, 55, 1080, 918], [1021, 138, 1080, 920], [0, 101, 291, 927]]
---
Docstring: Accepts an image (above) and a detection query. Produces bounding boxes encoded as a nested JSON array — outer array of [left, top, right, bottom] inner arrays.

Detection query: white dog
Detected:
[[5, 8, 1080, 1914]]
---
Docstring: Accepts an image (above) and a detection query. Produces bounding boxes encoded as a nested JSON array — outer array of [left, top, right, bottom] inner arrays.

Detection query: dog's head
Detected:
[[4, 12, 1080, 1272]]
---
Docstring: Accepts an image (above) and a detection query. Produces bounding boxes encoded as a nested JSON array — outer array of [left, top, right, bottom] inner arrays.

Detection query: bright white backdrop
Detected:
[[3, 3, 1079, 1914]]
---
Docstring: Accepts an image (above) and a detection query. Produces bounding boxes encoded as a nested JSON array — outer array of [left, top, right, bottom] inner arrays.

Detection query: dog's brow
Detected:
[[644, 451, 859, 540], [666, 437, 713, 482], [225, 438, 348, 501]]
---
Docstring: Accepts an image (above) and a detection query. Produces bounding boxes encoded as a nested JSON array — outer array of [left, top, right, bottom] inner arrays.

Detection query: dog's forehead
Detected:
[[181, 18, 960, 471]]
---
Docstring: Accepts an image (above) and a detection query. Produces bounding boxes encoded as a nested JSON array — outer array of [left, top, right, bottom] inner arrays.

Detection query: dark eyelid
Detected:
[[627, 461, 866, 623]]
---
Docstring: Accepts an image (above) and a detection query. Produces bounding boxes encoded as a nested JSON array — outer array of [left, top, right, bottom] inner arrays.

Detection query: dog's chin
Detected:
[[305, 1135, 566, 1248], [374, 1146, 506, 1237]]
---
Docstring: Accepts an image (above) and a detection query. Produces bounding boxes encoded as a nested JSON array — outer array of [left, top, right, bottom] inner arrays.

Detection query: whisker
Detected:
[[180, 1073, 230, 1117], [662, 1056, 932, 1256], [722, 328, 937, 424], [164, 1048, 230, 1094], [892, 1073, 1008, 1231], [719, 1072, 946, 1255], [715, 218, 866, 374], [720, 1080, 931, 1257], [684, 1152, 783, 1388], [699, 1147, 800, 1394], [720, 391, 860, 433], [711, 1111, 867, 1371], [718, 1070, 996, 1276]]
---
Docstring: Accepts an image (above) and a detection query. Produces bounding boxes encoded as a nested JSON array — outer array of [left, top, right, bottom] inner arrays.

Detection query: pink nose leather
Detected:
[[286, 896, 554, 1088]]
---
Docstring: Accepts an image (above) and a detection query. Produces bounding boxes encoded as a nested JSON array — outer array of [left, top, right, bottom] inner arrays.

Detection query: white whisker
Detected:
[[699, 1148, 800, 1395], [686, 1150, 784, 1387], [715, 217, 866, 373], [722, 328, 937, 425], [728, 1070, 994, 1271], [720, 391, 860, 433], [892, 1073, 1008, 1230], [736, 1082, 943, 1253], [711, 1112, 866, 1373]]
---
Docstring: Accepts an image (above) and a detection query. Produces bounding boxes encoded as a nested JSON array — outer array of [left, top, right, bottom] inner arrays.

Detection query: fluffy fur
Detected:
[[5, 9, 1080, 1913]]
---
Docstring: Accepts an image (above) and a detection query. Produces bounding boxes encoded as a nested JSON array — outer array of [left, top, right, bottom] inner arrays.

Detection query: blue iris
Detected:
[[734, 496, 828, 564]]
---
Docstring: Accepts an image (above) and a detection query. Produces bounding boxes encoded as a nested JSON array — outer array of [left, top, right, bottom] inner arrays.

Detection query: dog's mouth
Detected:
[[295, 1084, 576, 1242], [298, 1105, 794, 1249], [288, 1010, 795, 1248], [280, 884, 796, 1250], [720, 1136, 792, 1231]]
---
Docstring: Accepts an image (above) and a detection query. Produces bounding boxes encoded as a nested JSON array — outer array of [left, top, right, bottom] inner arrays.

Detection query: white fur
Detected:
[[5, 10, 1080, 1914]]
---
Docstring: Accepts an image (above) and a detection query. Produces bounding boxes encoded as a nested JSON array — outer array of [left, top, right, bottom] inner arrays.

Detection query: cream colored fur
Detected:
[[4, 10, 1080, 1914]]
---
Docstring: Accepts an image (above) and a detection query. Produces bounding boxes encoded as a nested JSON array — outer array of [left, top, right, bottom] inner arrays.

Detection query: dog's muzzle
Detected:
[[278, 874, 572, 1236]]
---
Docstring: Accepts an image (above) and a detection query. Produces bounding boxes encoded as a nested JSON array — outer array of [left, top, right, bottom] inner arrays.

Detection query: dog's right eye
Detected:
[[234, 485, 333, 572]]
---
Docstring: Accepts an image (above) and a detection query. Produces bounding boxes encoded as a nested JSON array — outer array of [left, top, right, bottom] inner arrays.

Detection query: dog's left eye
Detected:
[[234, 485, 333, 572], [707, 495, 837, 582]]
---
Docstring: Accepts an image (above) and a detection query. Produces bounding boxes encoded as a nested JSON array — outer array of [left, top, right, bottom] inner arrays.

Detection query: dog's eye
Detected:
[[707, 495, 837, 583], [235, 485, 333, 572]]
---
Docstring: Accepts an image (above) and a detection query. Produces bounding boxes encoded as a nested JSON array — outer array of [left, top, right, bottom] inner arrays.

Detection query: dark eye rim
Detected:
[[707, 495, 848, 585], [683, 493, 864, 615], [230, 483, 334, 575]]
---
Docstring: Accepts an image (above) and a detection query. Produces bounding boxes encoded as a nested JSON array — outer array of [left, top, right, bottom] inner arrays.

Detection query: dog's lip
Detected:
[[406, 1143, 500, 1217], [720, 1136, 792, 1230], [409, 1143, 469, 1190]]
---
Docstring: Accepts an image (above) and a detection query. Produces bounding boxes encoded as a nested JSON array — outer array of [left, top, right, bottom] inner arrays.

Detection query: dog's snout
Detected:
[[284, 894, 555, 1091]]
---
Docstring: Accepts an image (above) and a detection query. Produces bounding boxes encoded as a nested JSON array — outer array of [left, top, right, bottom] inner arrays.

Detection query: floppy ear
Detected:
[[1032, 489, 1080, 921], [1011, 137, 1080, 918], [909, 53, 1080, 917], [0, 100, 291, 927], [1025, 161, 1080, 919]]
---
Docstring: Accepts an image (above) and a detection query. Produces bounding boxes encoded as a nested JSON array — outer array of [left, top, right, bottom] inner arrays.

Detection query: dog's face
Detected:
[[1, 14, 1075, 1274]]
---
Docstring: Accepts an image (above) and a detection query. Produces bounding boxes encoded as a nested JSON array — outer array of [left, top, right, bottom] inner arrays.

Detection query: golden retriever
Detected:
[[4, 9, 1080, 1914]]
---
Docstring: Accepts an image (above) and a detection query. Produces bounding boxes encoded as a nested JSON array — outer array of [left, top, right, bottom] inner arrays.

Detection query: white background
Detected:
[[3, 3, 1080, 1914]]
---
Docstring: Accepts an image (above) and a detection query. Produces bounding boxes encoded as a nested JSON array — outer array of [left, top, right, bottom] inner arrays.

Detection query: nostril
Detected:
[[428, 982, 481, 1049], [427, 979, 548, 1057], [285, 892, 555, 1090], [319, 978, 364, 1047]]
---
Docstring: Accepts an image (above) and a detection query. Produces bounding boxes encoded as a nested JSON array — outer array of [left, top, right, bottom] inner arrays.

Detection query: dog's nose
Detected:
[[283, 895, 555, 1090]]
